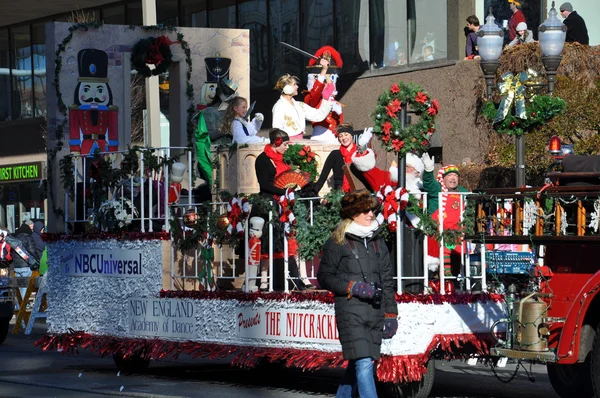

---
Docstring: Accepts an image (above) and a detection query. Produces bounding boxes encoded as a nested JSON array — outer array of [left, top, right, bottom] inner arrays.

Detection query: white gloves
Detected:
[[422, 153, 435, 172], [358, 127, 373, 147], [254, 113, 264, 122]]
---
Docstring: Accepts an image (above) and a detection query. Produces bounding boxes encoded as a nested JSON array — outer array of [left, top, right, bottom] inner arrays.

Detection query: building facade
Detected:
[[0, 0, 598, 231]]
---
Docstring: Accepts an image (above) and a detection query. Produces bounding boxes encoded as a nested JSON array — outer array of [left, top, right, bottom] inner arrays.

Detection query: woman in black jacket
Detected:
[[317, 190, 398, 398], [252, 128, 306, 291]]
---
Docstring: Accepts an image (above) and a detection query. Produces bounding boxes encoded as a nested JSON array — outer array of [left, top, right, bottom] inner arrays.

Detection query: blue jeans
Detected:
[[14, 267, 32, 306], [336, 357, 378, 398]]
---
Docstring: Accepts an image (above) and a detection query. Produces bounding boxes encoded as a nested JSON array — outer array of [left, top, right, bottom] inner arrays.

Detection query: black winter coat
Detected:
[[317, 229, 397, 361]]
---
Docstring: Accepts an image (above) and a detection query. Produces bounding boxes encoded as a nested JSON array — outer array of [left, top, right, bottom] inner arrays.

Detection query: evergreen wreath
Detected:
[[283, 144, 319, 181], [482, 95, 566, 137], [371, 82, 439, 156], [131, 35, 174, 77]]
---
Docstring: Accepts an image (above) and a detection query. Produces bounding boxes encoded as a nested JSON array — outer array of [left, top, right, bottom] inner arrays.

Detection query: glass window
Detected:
[[102, 4, 126, 25], [157, 0, 179, 26], [11, 25, 33, 120], [127, 1, 143, 26], [0, 28, 11, 122], [369, 0, 447, 70], [335, 0, 369, 74], [32, 23, 46, 118], [484, 0, 542, 45], [240, 0, 268, 89], [301, 0, 334, 55], [182, 0, 208, 27], [208, 0, 236, 28], [268, 0, 301, 85]]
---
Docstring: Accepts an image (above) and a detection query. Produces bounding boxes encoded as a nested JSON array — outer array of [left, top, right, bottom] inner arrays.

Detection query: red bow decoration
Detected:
[[376, 185, 409, 232], [145, 35, 175, 66], [298, 145, 316, 163], [276, 188, 296, 236], [226, 197, 250, 236]]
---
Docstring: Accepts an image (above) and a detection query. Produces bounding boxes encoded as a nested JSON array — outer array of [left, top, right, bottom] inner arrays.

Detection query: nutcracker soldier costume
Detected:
[[69, 49, 119, 156], [304, 46, 344, 143]]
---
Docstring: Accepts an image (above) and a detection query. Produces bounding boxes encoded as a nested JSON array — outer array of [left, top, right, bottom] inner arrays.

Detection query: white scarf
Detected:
[[346, 220, 379, 238]]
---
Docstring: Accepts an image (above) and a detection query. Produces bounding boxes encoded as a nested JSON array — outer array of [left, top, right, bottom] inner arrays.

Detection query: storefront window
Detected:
[[268, 0, 301, 86], [157, 0, 179, 26], [208, 0, 236, 28], [11, 25, 33, 120], [127, 1, 143, 26], [369, 0, 447, 69], [335, 0, 369, 74], [240, 0, 268, 89], [301, 0, 334, 56], [182, 0, 208, 27], [102, 4, 126, 25], [484, 0, 542, 45], [32, 23, 46, 118], [0, 28, 10, 122]]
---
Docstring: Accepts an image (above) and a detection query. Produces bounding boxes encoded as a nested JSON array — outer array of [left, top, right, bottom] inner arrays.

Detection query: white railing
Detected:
[[64, 147, 193, 234]]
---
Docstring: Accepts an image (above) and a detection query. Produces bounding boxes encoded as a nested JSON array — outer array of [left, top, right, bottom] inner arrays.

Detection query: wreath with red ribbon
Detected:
[[372, 82, 439, 156], [376, 185, 409, 233], [131, 35, 175, 78]]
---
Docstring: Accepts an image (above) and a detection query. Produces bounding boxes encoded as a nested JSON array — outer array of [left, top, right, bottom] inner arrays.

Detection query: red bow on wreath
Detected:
[[298, 145, 316, 163], [145, 35, 176, 65], [376, 185, 409, 232], [276, 188, 296, 236], [226, 197, 250, 236]]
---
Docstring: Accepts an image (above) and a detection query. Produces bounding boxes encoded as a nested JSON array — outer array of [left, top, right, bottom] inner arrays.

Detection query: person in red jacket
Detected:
[[507, 0, 526, 41], [304, 46, 344, 144]]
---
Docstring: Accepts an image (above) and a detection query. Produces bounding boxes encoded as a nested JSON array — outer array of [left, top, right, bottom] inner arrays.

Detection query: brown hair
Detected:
[[219, 96, 247, 134], [336, 122, 354, 136], [466, 15, 480, 26], [268, 128, 289, 145]]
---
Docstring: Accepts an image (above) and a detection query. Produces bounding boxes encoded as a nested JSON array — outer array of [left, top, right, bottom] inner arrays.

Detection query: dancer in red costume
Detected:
[[313, 123, 372, 194]]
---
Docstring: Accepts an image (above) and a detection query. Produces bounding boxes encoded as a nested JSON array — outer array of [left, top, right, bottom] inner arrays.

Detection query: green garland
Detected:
[[371, 81, 438, 156], [131, 36, 173, 78], [482, 95, 566, 137], [283, 144, 319, 181]]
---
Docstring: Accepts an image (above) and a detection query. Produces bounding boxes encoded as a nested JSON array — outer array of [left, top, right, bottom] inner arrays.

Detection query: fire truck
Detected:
[[464, 137, 600, 398]]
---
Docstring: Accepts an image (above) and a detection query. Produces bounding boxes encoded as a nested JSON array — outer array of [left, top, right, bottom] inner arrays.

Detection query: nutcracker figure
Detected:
[[244, 216, 264, 293], [304, 45, 344, 143], [69, 49, 119, 156]]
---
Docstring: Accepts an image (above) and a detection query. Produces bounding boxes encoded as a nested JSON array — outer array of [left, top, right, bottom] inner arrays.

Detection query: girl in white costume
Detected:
[[271, 74, 334, 140], [220, 97, 267, 145]]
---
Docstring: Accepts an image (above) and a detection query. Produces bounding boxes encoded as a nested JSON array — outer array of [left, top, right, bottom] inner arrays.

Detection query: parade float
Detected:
[[34, 22, 515, 398]]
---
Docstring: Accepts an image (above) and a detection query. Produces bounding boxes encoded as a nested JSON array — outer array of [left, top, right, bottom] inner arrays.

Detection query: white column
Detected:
[[142, 0, 162, 148]]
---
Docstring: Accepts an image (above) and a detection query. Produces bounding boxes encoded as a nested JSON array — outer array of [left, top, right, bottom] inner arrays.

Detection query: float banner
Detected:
[[128, 297, 195, 339], [62, 248, 145, 277], [237, 307, 339, 344]]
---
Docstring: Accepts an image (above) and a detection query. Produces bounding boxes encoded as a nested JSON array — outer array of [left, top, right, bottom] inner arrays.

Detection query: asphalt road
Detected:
[[0, 320, 560, 398]]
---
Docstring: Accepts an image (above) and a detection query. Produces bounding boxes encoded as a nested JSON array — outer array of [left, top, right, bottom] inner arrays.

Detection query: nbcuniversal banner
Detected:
[[61, 247, 146, 277]]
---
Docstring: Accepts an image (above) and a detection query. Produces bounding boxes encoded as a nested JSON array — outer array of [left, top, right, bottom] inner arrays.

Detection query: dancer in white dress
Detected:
[[220, 97, 267, 145]]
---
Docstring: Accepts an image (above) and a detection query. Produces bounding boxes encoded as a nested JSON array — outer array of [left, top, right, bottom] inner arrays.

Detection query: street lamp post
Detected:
[[538, 1, 567, 96], [477, 9, 504, 98]]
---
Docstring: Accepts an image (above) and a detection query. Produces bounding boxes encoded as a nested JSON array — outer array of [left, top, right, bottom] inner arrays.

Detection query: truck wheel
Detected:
[[113, 353, 150, 373], [0, 317, 10, 345], [590, 324, 600, 396], [547, 361, 593, 398], [377, 359, 435, 398]]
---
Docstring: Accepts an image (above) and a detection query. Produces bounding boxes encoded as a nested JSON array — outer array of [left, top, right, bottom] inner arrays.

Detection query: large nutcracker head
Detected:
[[73, 49, 113, 107], [249, 217, 265, 239]]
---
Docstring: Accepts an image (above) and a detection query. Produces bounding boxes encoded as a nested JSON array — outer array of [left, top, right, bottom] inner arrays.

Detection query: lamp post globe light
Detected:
[[538, 1, 567, 94], [478, 9, 505, 98]]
